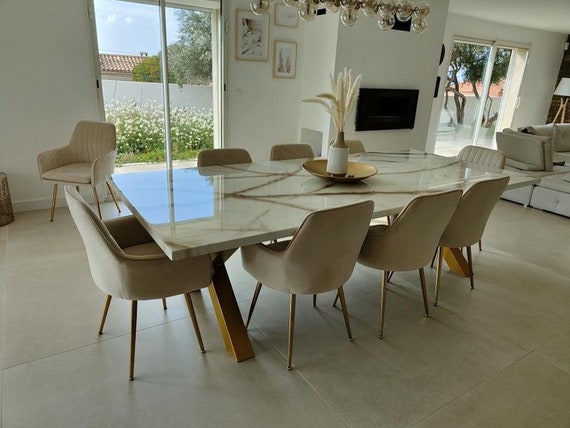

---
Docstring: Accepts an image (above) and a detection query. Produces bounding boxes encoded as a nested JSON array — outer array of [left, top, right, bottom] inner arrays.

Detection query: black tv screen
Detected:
[[355, 88, 419, 131]]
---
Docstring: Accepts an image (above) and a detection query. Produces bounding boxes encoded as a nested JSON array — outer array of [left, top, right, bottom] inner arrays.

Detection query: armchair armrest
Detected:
[[37, 146, 72, 178], [92, 150, 117, 185]]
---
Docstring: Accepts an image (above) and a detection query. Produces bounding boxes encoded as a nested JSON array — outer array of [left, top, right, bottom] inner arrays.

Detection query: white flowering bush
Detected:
[[105, 100, 214, 163]]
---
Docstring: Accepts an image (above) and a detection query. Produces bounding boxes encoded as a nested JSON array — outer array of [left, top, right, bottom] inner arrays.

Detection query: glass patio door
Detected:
[[91, 0, 221, 169], [434, 39, 528, 156]]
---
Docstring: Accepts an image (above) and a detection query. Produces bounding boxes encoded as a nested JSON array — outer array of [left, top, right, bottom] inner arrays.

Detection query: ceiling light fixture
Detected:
[[250, 0, 431, 32]]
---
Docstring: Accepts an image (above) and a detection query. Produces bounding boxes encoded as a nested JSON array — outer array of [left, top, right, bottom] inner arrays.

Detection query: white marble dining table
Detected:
[[109, 149, 539, 362]]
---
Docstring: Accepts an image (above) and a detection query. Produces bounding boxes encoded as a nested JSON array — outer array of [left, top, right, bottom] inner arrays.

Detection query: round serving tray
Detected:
[[302, 160, 378, 183]]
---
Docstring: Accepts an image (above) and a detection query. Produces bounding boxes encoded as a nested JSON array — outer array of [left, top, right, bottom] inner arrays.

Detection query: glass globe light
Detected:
[[322, 0, 339, 12], [411, 17, 427, 33], [298, 1, 317, 21], [378, 12, 395, 30], [363, 0, 379, 17], [395, 0, 414, 22], [377, 0, 396, 15], [250, 0, 271, 15], [340, 6, 358, 26], [413, 1, 430, 18], [283, 0, 299, 7]]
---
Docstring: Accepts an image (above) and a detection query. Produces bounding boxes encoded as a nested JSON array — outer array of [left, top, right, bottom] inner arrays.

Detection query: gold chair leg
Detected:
[[466, 246, 475, 289], [246, 282, 262, 329], [337, 286, 353, 341], [387, 271, 394, 282], [50, 184, 58, 222], [287, 294, 296, 370], [419, 267, 430, 317], [379, 271, 388, 339], [430, 247, 437, 268], [98, 295, 112, 335], [129, 300, 138, 381], [434, 247, 443, 306], [92, 186, 103, 220], [478, 239, 482, 251], [162, 298, 167, 310], [332, 291, 339, 308], [312, 294, 317, 307], [184, 292, 205, 353], [106, 181, 121, 214], [75, 185, 80, 192]]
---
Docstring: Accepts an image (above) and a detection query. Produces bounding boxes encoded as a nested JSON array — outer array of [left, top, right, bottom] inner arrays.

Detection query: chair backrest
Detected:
[[358, 190, 462, 272], [496, 129, 553, 172], [282, 201, 374, 294], [346, 139, 366, 154], [270, 144, 314, 161], [68, 121, 117, 162], [197, 148, 252, 167], [439, 176, 509, 248], [457, 145, 505, 169], [64, 186, 129, 297]]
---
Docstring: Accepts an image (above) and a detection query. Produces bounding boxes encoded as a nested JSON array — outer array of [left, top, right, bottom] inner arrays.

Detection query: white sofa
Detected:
[[496, 124, 570, 217]]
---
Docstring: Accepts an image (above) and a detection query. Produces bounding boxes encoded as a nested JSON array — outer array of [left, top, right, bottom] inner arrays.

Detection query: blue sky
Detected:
[[94, 0, 180, 56]]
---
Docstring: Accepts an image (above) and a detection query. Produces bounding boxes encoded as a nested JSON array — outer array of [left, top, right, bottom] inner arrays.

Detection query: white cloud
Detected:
[[105, 13, 117, 24]]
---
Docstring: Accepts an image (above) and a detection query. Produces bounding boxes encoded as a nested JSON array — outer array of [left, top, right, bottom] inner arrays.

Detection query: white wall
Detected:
[[225, 0, 305, 160], [0, 0, 100, 211], [426, 13, 567, 152]]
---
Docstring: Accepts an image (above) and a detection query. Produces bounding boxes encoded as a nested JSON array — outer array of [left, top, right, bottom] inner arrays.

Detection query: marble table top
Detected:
[[110, 150, 539, 260]]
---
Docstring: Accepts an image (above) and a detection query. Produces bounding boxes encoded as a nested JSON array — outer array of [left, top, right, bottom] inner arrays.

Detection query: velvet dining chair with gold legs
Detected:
[[38, 121, 121, 221], [433, 176, 509, 306], [197, 148, 252, 167], [357, 190, 462, 339], [241, 200, 374, 370], [65, 186, 213, 381], [270, 143, 314, 161]]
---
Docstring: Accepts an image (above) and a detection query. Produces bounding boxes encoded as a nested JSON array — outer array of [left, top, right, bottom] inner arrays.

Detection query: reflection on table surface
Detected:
[[110, 150, 538, 260]]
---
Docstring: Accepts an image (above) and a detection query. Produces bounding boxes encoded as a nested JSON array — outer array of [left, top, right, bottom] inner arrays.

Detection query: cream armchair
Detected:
[[37, 121, 121, 221], [64, 186, 213, 380], [241, 200, 374, 370]]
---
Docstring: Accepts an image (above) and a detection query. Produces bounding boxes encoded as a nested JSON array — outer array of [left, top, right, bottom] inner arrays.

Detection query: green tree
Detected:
[[132, 55, 162, 83], [168, 10, 212, 86], [444, 44, 511, 127]]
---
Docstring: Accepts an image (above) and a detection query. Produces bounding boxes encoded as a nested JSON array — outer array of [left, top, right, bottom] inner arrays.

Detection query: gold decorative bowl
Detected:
[[302, 160, 378, 183]]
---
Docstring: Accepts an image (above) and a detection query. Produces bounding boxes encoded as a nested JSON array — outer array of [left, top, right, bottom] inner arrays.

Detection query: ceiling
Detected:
[[448, 0, 570, 35]]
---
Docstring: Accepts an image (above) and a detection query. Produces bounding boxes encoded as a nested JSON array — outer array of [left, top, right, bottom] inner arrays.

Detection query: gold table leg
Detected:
[[208, 254, 255, 362], [442, 247, 470, 278]]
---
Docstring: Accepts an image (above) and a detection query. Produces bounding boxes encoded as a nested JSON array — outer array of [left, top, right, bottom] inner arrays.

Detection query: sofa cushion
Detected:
[[553, 124, 570, 152], [518, 124, 554, 137], [497, 129, 553, 171]]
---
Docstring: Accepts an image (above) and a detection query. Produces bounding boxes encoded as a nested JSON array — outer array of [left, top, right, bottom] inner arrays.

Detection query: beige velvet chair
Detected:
[[345, 139, 366, 154], [357, 190, 462, 339], [197, 148, 252, 167], [433, 176, 509, 306], [456, 145, 506, 250], [241, 200, 374, 369], [37, 121, 121, 221], [270, 144, 314, 161], [64, 186, 212, 380]]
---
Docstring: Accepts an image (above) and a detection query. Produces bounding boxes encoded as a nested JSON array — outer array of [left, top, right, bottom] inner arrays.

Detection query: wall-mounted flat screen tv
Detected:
[[355, 88, 419, 131]]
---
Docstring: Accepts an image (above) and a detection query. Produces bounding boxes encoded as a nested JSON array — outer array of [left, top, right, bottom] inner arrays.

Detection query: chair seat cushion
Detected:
[[123, 242, 165, 257], [42, 163, 92, 184]]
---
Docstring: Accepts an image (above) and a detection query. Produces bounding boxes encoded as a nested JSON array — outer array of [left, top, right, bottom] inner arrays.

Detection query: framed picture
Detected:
[[274, 4, 298, 27], [235, 9, 269, 62], [273, 41, 297, 79]]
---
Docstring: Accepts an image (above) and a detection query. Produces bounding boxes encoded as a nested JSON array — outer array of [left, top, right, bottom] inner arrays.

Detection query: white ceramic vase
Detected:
[[326, 131, 349, 177]]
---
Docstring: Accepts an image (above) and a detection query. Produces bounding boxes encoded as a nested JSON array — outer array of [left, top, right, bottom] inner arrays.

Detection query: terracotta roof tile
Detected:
[[99, 54, 148, 74]]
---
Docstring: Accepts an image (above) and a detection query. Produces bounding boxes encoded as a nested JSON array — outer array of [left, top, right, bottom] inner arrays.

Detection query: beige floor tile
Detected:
[[413, 354, 570, 428], [3, 316, 346, 428], [534, 327, 570, 375]]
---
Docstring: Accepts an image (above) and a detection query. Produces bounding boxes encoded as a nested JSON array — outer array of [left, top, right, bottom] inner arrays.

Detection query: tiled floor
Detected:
[[0, 200, 569, 427]]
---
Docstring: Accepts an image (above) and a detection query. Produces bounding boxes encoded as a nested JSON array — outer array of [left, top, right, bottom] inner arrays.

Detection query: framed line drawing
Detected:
[[273, 41, 297, 79], [275, 4, 298, 27], [235, 9, 269, 62]]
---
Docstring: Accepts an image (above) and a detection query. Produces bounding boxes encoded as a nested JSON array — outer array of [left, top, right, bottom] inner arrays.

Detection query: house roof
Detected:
[[99, 54, 148, 74]]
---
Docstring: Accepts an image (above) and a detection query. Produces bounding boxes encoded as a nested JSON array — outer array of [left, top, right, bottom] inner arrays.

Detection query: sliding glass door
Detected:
[[91, 0, 222, 169], [435, 39, 528, 156]]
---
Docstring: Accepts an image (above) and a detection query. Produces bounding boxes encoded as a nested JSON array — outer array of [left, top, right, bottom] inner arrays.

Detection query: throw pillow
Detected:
[[553, 124, 570, 152]]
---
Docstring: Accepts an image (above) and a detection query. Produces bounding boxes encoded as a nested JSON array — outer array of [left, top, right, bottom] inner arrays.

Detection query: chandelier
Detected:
[[250, 0, 431, 33]]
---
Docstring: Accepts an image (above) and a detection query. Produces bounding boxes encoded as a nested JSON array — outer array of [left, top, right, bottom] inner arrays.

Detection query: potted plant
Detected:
[[303, 68, 362, 176]]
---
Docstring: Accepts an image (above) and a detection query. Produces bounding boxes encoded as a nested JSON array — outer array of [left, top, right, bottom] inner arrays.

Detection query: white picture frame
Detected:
[[274, 4, 298, 28], [273, 40, 297, 79], [235, 9, 269, 62]]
